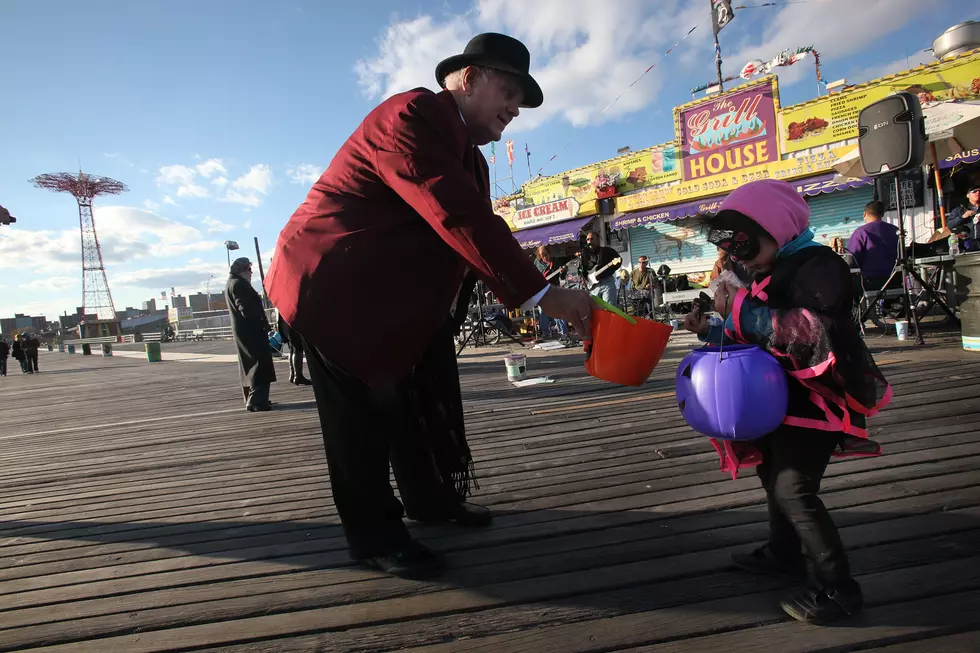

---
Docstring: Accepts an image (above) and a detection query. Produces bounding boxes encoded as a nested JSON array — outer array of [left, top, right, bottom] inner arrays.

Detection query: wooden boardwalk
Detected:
[[1, 331, 979, 652]]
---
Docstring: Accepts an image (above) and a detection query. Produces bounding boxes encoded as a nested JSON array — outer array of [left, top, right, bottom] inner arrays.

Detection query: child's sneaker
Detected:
[[731, 545, 807, 582], [780, 579, 863, 624]]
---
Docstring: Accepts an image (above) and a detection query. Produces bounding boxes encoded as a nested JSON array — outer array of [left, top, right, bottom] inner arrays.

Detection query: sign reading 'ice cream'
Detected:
[[513, 197, 581, 230], [676, 78, 780, 180]]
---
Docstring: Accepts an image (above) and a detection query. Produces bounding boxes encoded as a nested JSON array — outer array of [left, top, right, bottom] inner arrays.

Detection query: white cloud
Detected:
[[163, 195, 180, 206], [220, 190, 262, 208], [176, 183, 210, 198], [354, 0, 935, 131], [219, 164, 273, 208], [287, 164, 322, 185], [0, 206, 221, 283], [231, 164, 273, 194], [156, 160, 273, 207], [157, 164, 211, 199], [201, 216, 235, 233], [725, 0, 942, 89], [113, 261, 228, 292], [355, 14, 471, 100], [354, 0, 705, 131], [24, 276, 77, 292], [143, 199, 161, 211], [243, 219, 252, 229], [157, 164, 197, 186], [195, 158, 227, 178]]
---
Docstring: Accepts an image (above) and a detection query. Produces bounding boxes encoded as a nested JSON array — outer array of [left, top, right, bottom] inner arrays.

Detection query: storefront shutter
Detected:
[[805, 186, 875, 246]]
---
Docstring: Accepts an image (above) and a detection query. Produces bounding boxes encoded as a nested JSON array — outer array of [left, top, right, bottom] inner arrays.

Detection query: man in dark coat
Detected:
[[277, 313, 311, 385], [225, 257, 276, 412], [22, 333, 39, 373], [265, 33, 595, 579], [0, 338, 9, 377]]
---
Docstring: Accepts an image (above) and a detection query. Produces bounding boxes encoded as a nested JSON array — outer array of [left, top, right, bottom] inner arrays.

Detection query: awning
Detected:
[[609, 196, 726, 231], [514, 215, 596, 250], [793, 172, 873, 197], [938, 148, 980, 170], [611, 172, 874, 231]]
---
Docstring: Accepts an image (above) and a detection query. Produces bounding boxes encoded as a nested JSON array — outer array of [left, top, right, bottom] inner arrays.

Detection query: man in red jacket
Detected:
[[266, 33, 594, 579]]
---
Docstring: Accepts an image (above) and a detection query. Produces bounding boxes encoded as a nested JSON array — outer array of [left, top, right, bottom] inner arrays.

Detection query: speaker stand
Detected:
[[860, 174, 958, 344]]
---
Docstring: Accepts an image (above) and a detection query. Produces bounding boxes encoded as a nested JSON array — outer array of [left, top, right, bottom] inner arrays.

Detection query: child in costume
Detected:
[[684, 179, 891, 624]]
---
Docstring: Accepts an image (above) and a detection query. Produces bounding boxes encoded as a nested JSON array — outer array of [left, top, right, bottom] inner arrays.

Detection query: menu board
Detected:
[[780, 52, 980, 152]]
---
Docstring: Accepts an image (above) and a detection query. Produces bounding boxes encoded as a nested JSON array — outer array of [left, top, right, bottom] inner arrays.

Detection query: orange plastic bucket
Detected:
[[584, 310, 673, 386]]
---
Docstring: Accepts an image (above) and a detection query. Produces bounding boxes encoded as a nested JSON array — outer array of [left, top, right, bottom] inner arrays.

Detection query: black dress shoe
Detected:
[[246, 403, 273, 412], [292, 377, 313, 386], [360, 540, 446, 580], [407, 501, 493, 528]]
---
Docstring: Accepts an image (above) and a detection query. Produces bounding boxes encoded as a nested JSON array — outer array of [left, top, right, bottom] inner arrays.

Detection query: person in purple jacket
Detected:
[[846, 201, 899, 290]]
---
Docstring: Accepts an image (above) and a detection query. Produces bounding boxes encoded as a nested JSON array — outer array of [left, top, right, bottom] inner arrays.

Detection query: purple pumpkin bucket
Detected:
[[675, 344, 788, 441]]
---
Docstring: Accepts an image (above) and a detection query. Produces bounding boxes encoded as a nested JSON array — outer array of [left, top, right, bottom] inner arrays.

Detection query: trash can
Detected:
[[58, 343, 65, 353], [145, 341, 162, 363], [955, 252, 980, 352], [101, 343, 113, 357], [82, 343, 92, 356], [67, 344, 75, 355]]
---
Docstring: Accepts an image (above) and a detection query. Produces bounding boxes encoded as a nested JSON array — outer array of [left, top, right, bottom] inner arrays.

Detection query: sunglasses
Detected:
[[707, 228, 760, 262]]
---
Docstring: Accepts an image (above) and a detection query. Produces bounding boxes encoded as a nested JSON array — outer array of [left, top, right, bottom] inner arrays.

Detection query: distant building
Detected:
[[188, 292, 225, 313], [1, 313, 40, 336], [142, 299, 157, 312], [171, 295, 188, 309], [115, 307, 142, 321]]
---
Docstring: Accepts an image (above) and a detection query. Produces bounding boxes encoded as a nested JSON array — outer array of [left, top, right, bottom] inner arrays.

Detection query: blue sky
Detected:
[[0, 0, 971, 321]]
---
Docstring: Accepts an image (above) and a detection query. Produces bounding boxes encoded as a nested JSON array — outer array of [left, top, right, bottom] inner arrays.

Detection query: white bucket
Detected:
[[895, 320, 909, 341], [504, 353, 527, 381]]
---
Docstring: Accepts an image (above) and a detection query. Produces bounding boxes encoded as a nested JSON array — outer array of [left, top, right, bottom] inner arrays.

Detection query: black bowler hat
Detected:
[[435, 33, 543, 108]]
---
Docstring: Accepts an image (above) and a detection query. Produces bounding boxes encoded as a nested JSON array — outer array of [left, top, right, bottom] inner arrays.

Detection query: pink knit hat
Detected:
[[717, 179, 810, 248]]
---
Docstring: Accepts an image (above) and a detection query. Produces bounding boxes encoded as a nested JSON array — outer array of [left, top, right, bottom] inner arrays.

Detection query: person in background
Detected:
[[581, 231, 621, 304], [277, 312, 312, 386], [225, 257, 276, 412], [847, 200, 899, 290], [11, 335, 25, 374], [0, 338, 9, 377], [630, 256, 661, 318], [534, 245, 569, 340], [947, 185, 980, 253], [22, 333, 39, 373]]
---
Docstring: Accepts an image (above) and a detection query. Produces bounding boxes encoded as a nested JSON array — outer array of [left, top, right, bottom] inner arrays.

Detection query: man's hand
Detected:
[[538, 286, 597, 337]]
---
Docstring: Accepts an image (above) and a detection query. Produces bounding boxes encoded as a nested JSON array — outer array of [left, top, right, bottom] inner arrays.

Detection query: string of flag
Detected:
[[494, 0, 826, 189], [522, 20, 707, 181]]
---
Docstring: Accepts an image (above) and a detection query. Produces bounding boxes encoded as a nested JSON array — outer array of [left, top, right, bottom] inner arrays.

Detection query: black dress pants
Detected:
[[755, 426, 852, 586], [300, 336, 455, 559], [288, 344, 305, 381]]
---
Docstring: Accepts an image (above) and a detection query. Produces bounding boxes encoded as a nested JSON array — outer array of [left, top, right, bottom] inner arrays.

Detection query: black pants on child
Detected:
[[755, 425, 852, 586]]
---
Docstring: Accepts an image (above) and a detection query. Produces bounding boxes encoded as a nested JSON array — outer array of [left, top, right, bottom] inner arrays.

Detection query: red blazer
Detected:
[[265, 89, 545, 386]]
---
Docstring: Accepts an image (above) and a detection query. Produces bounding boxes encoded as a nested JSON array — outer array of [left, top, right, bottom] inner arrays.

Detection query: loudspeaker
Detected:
[[857, 91, 926, 176]]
